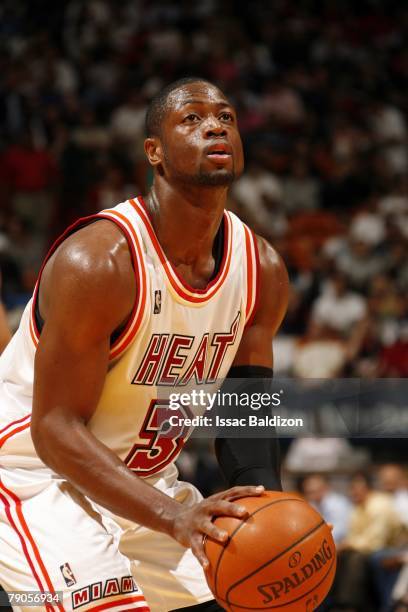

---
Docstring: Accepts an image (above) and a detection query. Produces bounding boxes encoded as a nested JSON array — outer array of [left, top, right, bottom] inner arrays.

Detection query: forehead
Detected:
[[166, 82, 231, 114], [306, 477, 324, 489]]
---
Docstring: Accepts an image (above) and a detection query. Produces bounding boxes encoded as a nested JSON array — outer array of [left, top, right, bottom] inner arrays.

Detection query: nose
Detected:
[[203, 116, 227, 138]]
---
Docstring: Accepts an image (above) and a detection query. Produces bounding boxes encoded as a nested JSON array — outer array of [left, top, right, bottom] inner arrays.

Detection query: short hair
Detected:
[[145, 77, 214, 138]]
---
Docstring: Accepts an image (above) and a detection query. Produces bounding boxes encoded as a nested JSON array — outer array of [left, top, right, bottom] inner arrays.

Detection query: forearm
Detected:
[[215, 365, 282, 491], [215, 436, 282, 490], [32, 412, 181, 537]]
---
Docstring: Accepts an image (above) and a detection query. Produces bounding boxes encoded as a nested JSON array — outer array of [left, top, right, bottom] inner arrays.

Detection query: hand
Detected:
[[171, 485, 265, 568]]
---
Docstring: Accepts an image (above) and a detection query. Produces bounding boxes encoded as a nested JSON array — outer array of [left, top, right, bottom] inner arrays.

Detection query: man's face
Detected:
[[378, 466, 405, 493], [350, 477, 370, 505], [303, 476, 327, 505], [153, 82, 244, 187]]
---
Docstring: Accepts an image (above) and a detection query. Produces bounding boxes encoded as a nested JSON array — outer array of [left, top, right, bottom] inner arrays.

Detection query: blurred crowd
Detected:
[[299, 466, 408, 612], [0, 0, 407, 376], [0, 1, 407, 609]]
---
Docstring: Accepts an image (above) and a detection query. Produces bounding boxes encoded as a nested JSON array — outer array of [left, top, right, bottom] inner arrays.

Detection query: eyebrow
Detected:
[[179, 98, 232, 108]]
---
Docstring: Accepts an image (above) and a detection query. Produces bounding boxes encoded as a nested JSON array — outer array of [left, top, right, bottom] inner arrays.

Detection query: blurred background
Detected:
[[0, 0, 407, 609]]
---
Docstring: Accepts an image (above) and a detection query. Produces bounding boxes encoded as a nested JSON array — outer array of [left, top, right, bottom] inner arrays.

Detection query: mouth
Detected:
[[206, 143, 232, 164]]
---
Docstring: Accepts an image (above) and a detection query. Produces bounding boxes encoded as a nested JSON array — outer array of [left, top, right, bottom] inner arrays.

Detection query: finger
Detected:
[[327, 523, 334, 532], [207, 499, 249, 519], [200, 519, 229, 543], [221, 485, 265, 500], [191, 533, 210, 570]]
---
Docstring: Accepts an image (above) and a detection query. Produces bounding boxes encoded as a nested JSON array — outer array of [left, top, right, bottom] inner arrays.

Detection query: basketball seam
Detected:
[[219, 557, 336, 610], [208, 497, 307, 599], [225, 519, 325, 605]]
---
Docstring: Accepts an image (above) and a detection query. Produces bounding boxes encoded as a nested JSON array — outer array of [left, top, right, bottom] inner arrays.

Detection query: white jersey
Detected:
[[0, 197, 259, 485]]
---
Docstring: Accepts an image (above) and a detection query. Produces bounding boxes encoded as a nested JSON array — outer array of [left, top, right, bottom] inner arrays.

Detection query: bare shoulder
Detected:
[[255, 234, 289, 292], [232, 234, 289, 366], [48, 219, 132, 279], [39, 220, 136, 337]]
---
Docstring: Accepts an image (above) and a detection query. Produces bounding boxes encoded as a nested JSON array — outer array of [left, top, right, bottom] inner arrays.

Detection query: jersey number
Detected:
[[124, 400, 192, 477]]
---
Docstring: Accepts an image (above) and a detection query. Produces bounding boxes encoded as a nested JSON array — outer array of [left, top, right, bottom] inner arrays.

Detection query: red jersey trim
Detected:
[[28, 212, 147, 361], [85, 595, 149, 611], [0, 476, 64, 611], [29, 213, 106, 348], [95, 210, 148, 360], [0, 420, 31, 448], [129, 197, 232, 304], [0, 413, 31, 436]]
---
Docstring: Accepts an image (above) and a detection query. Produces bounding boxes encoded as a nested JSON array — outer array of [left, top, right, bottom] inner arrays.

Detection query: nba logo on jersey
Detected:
[[154, 290, 162, 314], [60, 562, 76, 586]]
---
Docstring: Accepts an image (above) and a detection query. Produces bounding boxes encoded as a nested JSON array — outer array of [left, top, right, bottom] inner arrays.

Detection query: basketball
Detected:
[[204, 491, 336, 611]]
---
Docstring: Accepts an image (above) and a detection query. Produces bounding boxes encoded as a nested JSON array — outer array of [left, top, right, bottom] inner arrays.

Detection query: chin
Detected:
[[195, 169, 236, 186]]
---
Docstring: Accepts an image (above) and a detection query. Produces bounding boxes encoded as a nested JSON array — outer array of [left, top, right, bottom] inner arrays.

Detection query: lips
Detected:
[[206, 143, 232, 164], [206, 143, 232, 156]]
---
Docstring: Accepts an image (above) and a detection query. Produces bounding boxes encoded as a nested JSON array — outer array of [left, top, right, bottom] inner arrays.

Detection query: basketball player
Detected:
[[0, 78, 288, 611]]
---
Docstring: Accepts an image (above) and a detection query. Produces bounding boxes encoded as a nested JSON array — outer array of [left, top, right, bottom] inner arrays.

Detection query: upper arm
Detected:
[[32, 221, 135, 436], [233, 235, 289, 368]]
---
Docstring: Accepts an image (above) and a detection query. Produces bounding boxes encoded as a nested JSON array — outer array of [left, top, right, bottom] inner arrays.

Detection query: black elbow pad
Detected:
[[215, 366, 282, 491]]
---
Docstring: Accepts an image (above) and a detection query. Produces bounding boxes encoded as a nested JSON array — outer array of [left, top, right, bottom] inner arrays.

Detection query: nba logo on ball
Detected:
[[204, 491, 337, 611], [288, 551, 302, 568]]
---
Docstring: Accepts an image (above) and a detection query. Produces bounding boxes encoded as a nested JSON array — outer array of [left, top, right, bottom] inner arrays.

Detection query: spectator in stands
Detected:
[[233, 162, 286, 241], [343, 472, 403, 554], [300, 474, 351, 543], [331, 472, 404, 611], [293, 270, 366, 378], [369, 465, 408, 611], [350, 275, 408, 378], [0, 129, 57, 245], [283, 157, 321, 213], [336, 237, 386, 292], [309, 270, 367, 339], [110, 89, 147, 163], [377, 465, 408, 529], [368, 99, 408, 175]]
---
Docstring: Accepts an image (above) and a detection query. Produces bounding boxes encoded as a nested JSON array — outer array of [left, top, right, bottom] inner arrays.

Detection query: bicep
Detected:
[[33, 321, 110, 426]]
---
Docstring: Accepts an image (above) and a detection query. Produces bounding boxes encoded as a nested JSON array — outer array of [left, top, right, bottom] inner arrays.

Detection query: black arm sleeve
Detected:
[[214, 365, 282, 491]]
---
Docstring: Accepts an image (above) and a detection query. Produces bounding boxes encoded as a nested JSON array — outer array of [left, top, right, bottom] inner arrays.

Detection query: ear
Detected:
[[144, 137, 163, 168]]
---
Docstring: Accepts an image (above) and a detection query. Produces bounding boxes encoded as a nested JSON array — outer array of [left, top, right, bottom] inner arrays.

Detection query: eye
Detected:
[[219, 112, 234, 122], [183, 113, 200, 123]]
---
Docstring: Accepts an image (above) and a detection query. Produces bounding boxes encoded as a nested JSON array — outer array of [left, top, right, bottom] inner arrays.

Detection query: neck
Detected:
[[146, 179, 228, 266]]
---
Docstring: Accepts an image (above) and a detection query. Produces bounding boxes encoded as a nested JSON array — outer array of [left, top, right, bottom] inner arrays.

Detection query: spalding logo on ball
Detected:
[[204, 491, 337, 611]]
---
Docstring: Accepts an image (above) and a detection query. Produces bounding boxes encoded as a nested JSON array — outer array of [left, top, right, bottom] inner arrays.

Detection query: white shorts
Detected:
[[0, 467, 213, 612]]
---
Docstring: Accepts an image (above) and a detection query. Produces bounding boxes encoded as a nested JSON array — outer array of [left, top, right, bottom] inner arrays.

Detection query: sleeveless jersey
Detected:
[[0, 197, 259, 486]]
